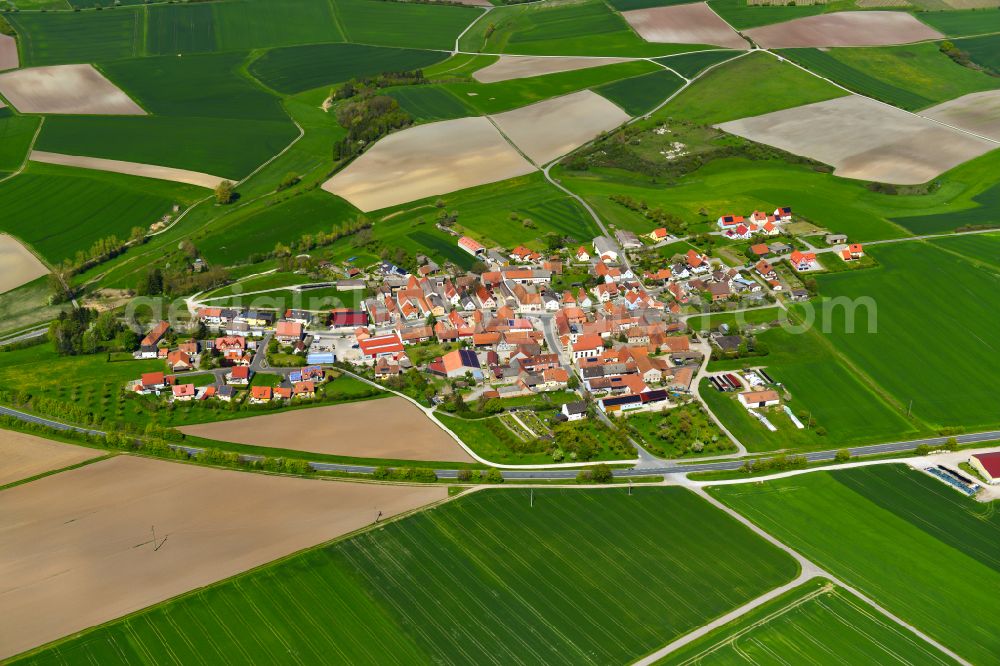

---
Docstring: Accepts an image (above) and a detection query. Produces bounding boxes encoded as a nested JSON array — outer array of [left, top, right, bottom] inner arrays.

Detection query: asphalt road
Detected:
[[4, 402, 997, 480]]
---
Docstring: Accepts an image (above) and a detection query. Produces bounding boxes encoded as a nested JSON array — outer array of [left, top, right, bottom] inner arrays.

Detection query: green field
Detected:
[[14, 487, 798, 664], [657, 52, 847, 125], [7, 9, 144, 66], [953, 32, 1000, 73], [780, 44, 1000, 110], [931, 230, 1000, 271], [811, 242, 1000, 430], [707, 0, 829, 29], [594, 68, 686, 116], [248, 43, 451, 95], [656, 49, 739, 78], [892, 181, 1000, 234], [459, 0, 709, 57], [0, 111, 39, 173], [917, 8, 1000, 37], [711, 464, 1000, 664], [336, 0, 482, 50], [385, 85, 475, 122], [659, 577, 954, 665], [203, 286, 365, 311], [685, 307, 786, 332], [0, 163, 203, 263]]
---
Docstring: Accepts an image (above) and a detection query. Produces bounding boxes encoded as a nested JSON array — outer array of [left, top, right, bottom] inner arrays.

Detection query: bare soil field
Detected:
[[622, 3, 748, 50], [30, 150, 225, 189], [716, 95, 996, 184], [745, 11, 942, 48], [489, 90, 630, 165], [921, 90, 1000, 141], [322, 116, 535, 211], [473, 55, 632, 83], [0, 34, 17, 72], [180, 396, 475, 463], [0, 430, 102, 487], [0, 455, 445, 659], [0, 234, 49, 295], [0, 64, 145, 115]]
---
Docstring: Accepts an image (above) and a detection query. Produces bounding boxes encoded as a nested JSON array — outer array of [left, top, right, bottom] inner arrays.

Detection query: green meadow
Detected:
[[660, 578, 954, 665], [707, 0, 830, 29], [780, 44, 1000, 111], [656, 49, 739, 78], [917, 9, 1000, 37], [13, 488, 798, 665], [812, 242, 1000, 430], [595, 68, 686, 116], [384, 86, 475, 122], [335, 0, 481, 50], [953, 33, 1000, 73], [0, 111, 39, 173], [7, 9, 144, 66], [931, 231, 1000, 271], [711, 464, 1000, 665], [0, 163, 203, 263], [248, 43, 450, 95]]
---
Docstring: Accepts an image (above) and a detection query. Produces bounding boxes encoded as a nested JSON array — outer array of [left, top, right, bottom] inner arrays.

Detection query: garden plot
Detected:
[[0, 64, 145, 115], [473, 55, 632, 83], [0, 233, 48, 294], [622, 3, 748, 50], [745, 11, 942, 48], [0, 455, 445, 659], [30, 150, 225, 189], [0, 34, 17, 71], [921, 90, 1000, 141], [322, 116, 535, 211], [180, 396, 475, 463], [0, 430, 102, 487], [489, 90, 630, 165], [716, 95, 996, 184]]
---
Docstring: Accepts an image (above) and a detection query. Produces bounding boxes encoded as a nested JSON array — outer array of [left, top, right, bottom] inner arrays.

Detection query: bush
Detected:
[[834, 449, 851, 463], [483, 467, 504, 484], [591, 464, 613, 484], [456, 469, 473, 482]]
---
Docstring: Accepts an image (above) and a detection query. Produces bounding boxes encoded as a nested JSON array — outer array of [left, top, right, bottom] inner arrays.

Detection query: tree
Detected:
[[591, 464, 613, 483], [945, 436, 959, 452], [483, 467, 504, 484], [215, 180, 235, 204], [834, 449, 851, 463], [915, 444, 931, 456]]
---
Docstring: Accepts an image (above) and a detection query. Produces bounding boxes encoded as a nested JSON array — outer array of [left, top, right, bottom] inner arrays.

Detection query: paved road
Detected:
[[0, 327, 48, 347]]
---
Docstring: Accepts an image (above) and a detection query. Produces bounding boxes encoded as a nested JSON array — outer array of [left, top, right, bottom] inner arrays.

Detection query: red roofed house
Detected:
[[275, 320, 304, 343], [648, 228, 668, 241], [250, 385, 273, 403], [755, 260, 776, 279], [789, 250, 818, 271], [330, 308, 369, 328], [970, 452, 1000, 485], [138, 371, 167, 393], [576, 246, 590, 262], [570, 333, 605, 361], [293, 381, 316, 398], [167, 350, 193, 372], [841, 243, 865, 262], [458, 236, 485, 257], [716, 214, 745, 229], [226, 365, 252, 385], [171, 383, 196, 401], [358, 332, 405, 363], [541, 367, 569, 390], [750, 243, 770, 257], [139, 320, 170, 358]]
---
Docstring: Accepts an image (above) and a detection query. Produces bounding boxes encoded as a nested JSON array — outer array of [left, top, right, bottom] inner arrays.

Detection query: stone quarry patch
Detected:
[[0, 430, 102, 487], [322, 116, 536, 211], [920, 90, 1000, 142], [622, 3, 749, 50], [489, 89, 631, 166], [30, 151, 227, 189], [0, 455, 446, 659], [473, 55, 632, 83], [716, 95, 996, 184], [744, 11, 943, 48], [0, 64, 146, 115], [0, 233, 49, 295]]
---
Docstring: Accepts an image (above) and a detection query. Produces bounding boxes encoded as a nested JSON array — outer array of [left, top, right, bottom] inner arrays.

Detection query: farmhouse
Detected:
[[171, 384, 196, 401], [275, 320, 303, 343], [139, 321, 170, 359], [593, 236, 618, 262], [969, 452, 1000, 485], [227, 366, 252, 385], [441, 349, 483, 380], [561, 401, 588, 421], [738, 390, 780, 408]]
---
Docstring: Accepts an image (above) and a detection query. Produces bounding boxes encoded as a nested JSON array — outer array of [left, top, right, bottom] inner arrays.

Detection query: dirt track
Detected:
[[490, 90, 630, 166], [0, 455, 445, 659], [180, 396, 475, 463], [0, 234, 49, 295], [921, 90, 1000, 142], [716, 95, 995, 184], [0, 35, 17, 72], [30, 150, 226, 189], [0, 64, 145, 115], [622, 3, 748, 50], [0, 430, 101, 487], [322, 116, 535, 211], [473, 56, 631, 83], [745, 11, 942, 48]]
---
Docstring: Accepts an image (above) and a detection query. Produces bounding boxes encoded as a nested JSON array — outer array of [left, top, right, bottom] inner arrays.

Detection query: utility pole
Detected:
[[628, 479, 632, 496], [530, 489, 533, 508]]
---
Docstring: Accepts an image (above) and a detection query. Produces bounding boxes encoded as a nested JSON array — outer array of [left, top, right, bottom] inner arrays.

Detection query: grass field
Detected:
[[780, 44, 1000, 111], [336, 0, 481, 50], [707, 0, 830, 29], [594, 68, 686, 116], [384, 86, 476, 122], [953, 32, 1000, 73], [659, 577, 954, 665], [931, 230, 1000, 271], [203, 286, 365, 311], [917, 8, 1000, 37], [685, 307, 786, 332], [656, 49, 739, 78], [0, 111, 39, 173], [248, 43, 450, 95], [0, 277, 68, 337], [6, 9, 144, 66], [711, 464, 1000, 664], [657, 52, 847, 125], [459, 0, 709, 57], [892, 181, 1000, 234], [0, 163, 203, 263], [811, 242, 1000, 430], [13, 487, 798, 664]]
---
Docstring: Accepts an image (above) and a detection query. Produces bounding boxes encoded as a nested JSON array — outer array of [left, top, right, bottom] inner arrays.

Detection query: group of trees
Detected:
[[334, 96, 413, 160], [332, 70, 429, 102], [137, 262, 229, 297], [610, 194, 688, 235], [940, 40, 995, 76], [271, 214, 372, 259], [48, 308, 137, 356]]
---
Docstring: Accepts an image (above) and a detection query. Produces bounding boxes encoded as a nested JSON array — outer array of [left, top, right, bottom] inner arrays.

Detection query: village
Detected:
[[126, 204, 867, 443]]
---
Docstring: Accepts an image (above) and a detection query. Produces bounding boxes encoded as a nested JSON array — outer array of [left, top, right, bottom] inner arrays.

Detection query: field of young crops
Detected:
[[0, 163, 203, 263], [814, 242, 1000, 430], [917, 9, 1000, 37], [7, 9, 144, 66], [335, 0, 481, 50], [656, 49, 739, 78], [893, 181, 1000, 234], [711, 464, 1000, 665], [660, 578, 953, 665], [385, 86, 475, 122], [13, 488, 798, 664], [595, 68, 686, 116], [0, 111, 39, 173]]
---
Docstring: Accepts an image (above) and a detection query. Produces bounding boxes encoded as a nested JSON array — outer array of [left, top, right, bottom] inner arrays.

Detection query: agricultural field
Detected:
[[656, 49, 739, 78], [0, 163, 203, 264], [931, 230, 1000, 269], [952, 32, 1000, 72], [917, 8, 1000, 36], [0, 110, 38, 173], [811, 242, 1000, 430], [744, 11, 944, 48], [706, 0, 830, 29], [384, 86, 475, 122], [711, 464, 1000, 664], [659, 578, 954, 665], [6, 9, 144, 66], [0, 429, 103, 488], [779, 43, 1000, 110], [13, 488, 798, 664], [594, 68, 686, 116], [471, 55, 631, 83]]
